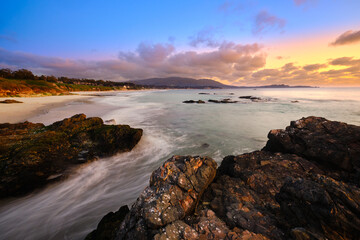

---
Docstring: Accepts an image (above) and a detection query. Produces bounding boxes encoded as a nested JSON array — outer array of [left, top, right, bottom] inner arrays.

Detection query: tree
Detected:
[[0, 68, 13, 78], [13, 69, 35, 79]]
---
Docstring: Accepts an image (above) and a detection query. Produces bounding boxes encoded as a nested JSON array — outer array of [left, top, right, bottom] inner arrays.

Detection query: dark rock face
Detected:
[[88, 117, 360, 240], [86, 206, 130, 240], [276, 175, 360, 240], [116, 156, 217, 239], [264, 116, 360, 182], [0, 114, 142, 197]]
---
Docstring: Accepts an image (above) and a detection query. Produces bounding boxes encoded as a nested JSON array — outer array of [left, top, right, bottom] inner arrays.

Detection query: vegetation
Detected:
[[0, 68, 144, 97]]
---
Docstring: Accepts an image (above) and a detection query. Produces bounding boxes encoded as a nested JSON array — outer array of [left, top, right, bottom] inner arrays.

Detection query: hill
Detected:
[[130, 77, 238, 89]]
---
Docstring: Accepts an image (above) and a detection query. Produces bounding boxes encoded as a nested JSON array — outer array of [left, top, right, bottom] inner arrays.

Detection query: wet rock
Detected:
[[89, 117, 360, 240], [201, 143, 210, 148], [105, 119, 117, 124], [208, 99, 238, 103], [239, 96, 253, 99], [0, 99, 23, 103], [183, 100, 205, 104], [116, 155, 217, 239], [276, 175, 360, 240], [86, 205, 130, 240], [264, 116, 360, 175], [0, 114, 142, 197], [204, 151, 323, 239]]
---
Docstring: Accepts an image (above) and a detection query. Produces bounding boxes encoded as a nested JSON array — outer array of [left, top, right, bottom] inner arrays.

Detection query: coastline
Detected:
[[0, 95, 92, 123]]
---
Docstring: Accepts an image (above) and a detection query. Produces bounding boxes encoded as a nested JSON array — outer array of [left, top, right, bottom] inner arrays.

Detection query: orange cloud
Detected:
[[330, 30, 360, 46]]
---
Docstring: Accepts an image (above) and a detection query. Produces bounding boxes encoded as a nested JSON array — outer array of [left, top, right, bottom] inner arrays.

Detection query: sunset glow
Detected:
[[1, 0, 360, 86]]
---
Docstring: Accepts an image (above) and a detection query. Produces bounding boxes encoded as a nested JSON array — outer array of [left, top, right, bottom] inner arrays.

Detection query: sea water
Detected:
[[0, 88, 360, 240]]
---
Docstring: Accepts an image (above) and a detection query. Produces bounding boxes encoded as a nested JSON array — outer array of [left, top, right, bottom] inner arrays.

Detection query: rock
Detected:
[[208, 99, 238, 103], [105, 119, 117, 124], [276, 175, 360, 240], [86, 205, 130, 240], [291, 100, 299, 103], [239, 96, 253, 99], [88, 117, 360, 240], [115, 156, 217, 239], [198, 93, 210, 95], [201, 143, 209, 148], [0, 114, 142, 197], [263, 116, 360, 175], [183, 100, 205, 104], [204, 151, 323, 239], [0, 99, 23, 103]]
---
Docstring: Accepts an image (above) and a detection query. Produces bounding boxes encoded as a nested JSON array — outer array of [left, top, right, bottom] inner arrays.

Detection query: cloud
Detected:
[[253, 10, 286, 35], [0, 42, 266, 82], [189, 27, 220, 48], [303, 63, 327, 71], [330, 30, 360, 46], [329, 57, 360, 66], [0, 34, 17, 43], [245, 57, 360, 86]]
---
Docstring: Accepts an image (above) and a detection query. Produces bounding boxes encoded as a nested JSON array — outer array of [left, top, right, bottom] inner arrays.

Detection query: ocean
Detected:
[[1, 88, 360, 240]]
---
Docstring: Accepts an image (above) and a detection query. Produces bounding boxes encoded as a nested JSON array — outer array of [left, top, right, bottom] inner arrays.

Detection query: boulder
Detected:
[[0, 114, 143, 197], [183, 100, 205, 104], [115, 156, 217, 239], [263, 116, 360, 177]]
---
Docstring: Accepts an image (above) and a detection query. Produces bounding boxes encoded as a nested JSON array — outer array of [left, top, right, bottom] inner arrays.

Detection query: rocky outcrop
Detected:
[[0, 114, 142, 197], [116, 156, 217, 239], [87, 117, 360, 240], [264, 116, 360, 185]]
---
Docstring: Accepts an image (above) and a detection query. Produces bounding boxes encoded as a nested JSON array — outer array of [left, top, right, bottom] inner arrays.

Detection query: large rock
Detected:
[[263, 116, 360, 173], [0, 114, 142, 197], [276, 175, 360, 240], [116, 156, 217, 239], [203, 151, 323, 239], [87, 117, 360, 240]]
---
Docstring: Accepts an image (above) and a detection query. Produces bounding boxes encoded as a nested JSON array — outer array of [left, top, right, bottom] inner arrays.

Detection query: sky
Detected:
[[1, 0, 360, 86]]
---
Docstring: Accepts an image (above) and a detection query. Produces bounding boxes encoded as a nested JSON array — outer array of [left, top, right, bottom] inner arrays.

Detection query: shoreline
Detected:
[[0, 95, 93, 124]]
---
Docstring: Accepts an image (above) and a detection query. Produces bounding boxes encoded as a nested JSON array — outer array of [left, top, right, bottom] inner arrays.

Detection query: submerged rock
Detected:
[[0, 114, 142, 197], [0, 99, 23, 104], [208, 99, 238, 104], [88, 117, 360, 240], [183, 100, 205, 104]]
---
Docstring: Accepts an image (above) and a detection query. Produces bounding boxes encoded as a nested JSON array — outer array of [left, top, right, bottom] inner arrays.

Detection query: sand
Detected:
[[0, 95, 92, 123]]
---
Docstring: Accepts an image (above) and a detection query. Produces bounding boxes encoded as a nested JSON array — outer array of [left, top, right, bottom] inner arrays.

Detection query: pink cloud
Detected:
[[253, 10, 286, 35]]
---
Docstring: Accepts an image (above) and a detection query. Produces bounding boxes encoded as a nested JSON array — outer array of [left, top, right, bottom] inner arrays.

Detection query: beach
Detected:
[[0, 95, 93, 123]]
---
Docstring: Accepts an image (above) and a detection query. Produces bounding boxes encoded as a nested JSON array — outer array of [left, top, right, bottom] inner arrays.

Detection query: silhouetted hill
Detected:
[[130, 77, 238, 89]]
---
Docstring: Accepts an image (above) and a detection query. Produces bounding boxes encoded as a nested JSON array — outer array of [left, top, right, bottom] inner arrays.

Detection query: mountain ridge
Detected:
[[129, 77, 316, 89]]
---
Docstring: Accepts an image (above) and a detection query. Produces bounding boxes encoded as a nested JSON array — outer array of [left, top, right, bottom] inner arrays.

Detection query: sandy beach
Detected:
[[0, 95, 92, 123]]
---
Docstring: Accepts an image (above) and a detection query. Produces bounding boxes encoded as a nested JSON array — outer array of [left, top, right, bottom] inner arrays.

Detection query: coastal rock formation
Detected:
[[0, 114, 142, 197], [264, 116, 360, 185], [116, 156, 217, 239], [88, 116, 360, 240]]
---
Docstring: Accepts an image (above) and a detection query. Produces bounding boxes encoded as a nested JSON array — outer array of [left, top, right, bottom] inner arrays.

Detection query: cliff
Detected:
[[87, 116, 360, 240]]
